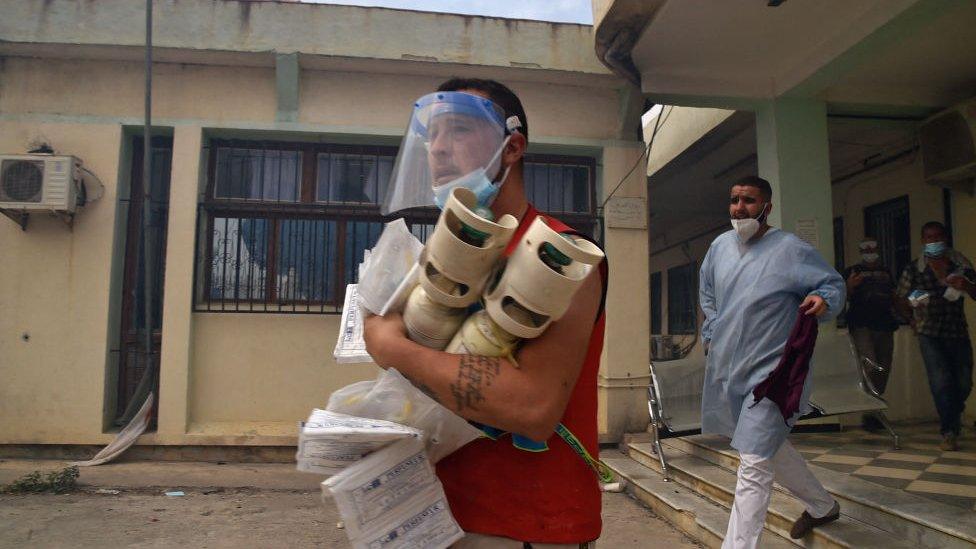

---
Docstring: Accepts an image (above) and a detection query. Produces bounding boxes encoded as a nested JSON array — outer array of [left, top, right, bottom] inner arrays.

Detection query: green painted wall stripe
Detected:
[[275, 52, 300, 123]]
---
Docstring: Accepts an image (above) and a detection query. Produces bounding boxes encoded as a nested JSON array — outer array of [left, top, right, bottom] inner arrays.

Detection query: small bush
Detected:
[[1, 466, 79, 494]]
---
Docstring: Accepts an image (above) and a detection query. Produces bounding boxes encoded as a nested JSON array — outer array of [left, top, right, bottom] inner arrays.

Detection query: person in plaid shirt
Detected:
[[896, 221, 976, 451]]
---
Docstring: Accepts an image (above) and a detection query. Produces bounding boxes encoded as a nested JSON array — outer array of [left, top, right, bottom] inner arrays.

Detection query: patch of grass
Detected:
[[1, 466, 79, 494]]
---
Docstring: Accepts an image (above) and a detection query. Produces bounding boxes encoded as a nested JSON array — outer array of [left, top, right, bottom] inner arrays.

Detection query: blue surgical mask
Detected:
[[924, 241, 947, 258], [432, 165, 509, 210], [432, 136, 511, 210]]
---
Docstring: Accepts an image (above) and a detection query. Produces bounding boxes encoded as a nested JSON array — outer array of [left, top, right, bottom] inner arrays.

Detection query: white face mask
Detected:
[[730, 203, 769, 243], [861, 253, 879, 263], [432, 136, 511, 210]]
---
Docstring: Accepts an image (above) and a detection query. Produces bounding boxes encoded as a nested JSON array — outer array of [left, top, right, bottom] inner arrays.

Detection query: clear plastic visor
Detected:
[[382, 91, 506, 215]]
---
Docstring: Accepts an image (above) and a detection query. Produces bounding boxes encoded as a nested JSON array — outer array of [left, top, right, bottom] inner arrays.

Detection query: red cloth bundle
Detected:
[[750, 310, 819, 423]]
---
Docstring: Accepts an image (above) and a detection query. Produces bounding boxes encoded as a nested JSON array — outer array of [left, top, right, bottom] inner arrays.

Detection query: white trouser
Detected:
[[722, 440, 836, 549]]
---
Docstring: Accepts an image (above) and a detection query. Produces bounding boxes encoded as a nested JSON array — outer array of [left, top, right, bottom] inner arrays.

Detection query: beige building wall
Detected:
[[187, 314, 381, 437], [1, 21, 640, 445], [0, 122, 124, 443]]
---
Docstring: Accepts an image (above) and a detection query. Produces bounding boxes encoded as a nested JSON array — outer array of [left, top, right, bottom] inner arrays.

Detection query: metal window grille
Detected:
[[195, 141, 599, 314], [523, 154, 599, 239], [667, 262, 697, 335]]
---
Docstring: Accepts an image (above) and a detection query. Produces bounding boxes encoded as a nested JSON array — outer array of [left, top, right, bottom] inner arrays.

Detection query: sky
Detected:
[[299, 0, 594, 24]]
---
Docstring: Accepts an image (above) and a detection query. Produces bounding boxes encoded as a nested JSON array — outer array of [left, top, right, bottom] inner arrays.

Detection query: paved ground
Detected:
[[0, 459, 700, 548]]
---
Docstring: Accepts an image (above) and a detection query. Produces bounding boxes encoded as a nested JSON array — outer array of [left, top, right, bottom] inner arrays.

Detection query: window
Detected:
[[650, 271, 662, 335], [864, 196, 911, 283], [523, 154, 598, 239], [667, 262, 697, 335], [197, 141, 423, 314], [196, 140, 599, 314]]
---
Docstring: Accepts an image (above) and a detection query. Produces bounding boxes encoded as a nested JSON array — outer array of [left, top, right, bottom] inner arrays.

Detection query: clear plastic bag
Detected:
[[326, 368, 482, 463], [356, 219, 424, 315]]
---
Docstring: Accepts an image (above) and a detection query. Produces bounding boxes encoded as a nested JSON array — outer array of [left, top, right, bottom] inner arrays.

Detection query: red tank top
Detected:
[[435, 205, 608, 544]]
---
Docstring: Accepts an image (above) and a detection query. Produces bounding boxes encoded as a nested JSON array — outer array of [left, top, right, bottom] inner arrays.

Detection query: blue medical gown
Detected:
[[699, 229, 845, 459]]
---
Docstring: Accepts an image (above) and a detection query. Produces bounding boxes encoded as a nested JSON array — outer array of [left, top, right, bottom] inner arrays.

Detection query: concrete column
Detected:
[[598, 144, 652, 442], [756, 98, 834, 265], [757, 100, 840, 427], [156, 125, 203, 437]]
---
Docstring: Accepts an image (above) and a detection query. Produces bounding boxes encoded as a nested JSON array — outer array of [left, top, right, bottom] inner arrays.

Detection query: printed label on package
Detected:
[[350, 451, 435, 524], [363, 499, 462, 549]]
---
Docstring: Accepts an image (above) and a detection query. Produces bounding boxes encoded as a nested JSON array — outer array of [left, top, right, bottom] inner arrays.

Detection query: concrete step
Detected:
[[665, 435, 976, 549], [627, 442, 915, 549], [602, 450, 795, 549]]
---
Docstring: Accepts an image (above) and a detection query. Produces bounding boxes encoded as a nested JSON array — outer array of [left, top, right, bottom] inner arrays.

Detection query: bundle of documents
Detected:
[[322, 437, 463, 549], [296, 409, 420, 475]]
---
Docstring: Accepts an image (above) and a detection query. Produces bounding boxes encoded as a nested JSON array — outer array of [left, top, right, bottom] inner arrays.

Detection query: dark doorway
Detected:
[[864, 195, 911, 283], [116, 136, 172, 426]]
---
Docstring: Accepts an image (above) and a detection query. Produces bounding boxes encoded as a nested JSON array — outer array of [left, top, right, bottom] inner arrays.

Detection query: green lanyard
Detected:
[[554, 423, 614, 483]]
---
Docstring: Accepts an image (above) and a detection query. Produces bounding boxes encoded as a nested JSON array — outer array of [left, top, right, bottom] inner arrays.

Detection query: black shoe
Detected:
[[940, 433, 959, 452], [790, 501, 840, 539]]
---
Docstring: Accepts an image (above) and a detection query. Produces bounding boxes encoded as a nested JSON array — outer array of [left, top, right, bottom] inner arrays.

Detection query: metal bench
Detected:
[[647, 331, 899, 481]]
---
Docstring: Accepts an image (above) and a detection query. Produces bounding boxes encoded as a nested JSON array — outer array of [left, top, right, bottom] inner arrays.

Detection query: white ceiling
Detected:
[[648, 112, 919, 251], [824, 2, 976, 107], [630, 0, 976, 108]]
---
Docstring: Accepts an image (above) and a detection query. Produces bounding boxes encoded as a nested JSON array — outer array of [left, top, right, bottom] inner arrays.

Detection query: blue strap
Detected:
[[475, 423, 613, 482]]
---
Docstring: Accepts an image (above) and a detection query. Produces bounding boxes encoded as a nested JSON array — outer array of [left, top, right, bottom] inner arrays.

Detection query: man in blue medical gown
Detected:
[[699, 176, 845, 548]]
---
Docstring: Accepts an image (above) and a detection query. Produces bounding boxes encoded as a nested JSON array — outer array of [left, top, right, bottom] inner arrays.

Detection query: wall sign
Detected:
[[795, 218, 820, 249], [605, 197, 647, 229]]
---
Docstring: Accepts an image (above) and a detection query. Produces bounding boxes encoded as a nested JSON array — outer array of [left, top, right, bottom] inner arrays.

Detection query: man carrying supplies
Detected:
[[699, 176, 845, 548], [364, 78, 608, 548]]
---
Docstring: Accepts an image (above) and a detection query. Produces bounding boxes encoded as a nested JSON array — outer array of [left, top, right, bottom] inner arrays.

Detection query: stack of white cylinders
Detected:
[[402, 187, 517, 349]]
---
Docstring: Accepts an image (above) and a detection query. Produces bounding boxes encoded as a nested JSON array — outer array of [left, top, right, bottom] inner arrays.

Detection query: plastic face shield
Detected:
[[382, 91, 506, 215]]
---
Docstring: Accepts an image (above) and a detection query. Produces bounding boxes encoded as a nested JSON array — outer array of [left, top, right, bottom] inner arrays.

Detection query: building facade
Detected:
[[0, 0, 651, 450]]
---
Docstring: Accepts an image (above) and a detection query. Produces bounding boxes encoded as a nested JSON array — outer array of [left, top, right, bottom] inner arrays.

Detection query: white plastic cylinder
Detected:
[[402, 286, 468, 349], [445, 309, 522, 356], [418, 187, 517, 308], [483, 216, 604, 339]]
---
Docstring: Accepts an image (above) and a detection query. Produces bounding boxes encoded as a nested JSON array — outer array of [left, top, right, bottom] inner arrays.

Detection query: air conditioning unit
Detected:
[[919, 97, 976, 187], [0, 154, 83, 214]]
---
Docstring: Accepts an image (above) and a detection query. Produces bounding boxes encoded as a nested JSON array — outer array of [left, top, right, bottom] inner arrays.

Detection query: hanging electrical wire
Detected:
[[600, 105, 674, 210]]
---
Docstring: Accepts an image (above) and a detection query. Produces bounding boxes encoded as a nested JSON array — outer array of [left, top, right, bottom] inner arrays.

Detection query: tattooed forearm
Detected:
[[414, 382, 441, 403], [449, 355, 502, 412], [401, 372, 443, 404]]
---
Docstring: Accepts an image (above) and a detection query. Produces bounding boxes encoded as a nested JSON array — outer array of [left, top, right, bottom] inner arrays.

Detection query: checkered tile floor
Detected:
[[790, 422, 976, 511]]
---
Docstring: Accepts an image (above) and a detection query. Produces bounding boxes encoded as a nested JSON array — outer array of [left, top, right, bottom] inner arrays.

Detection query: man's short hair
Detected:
[[921, 221, 947, 237], [732, 175, 773, 201], [437, 78, 529, 141]]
